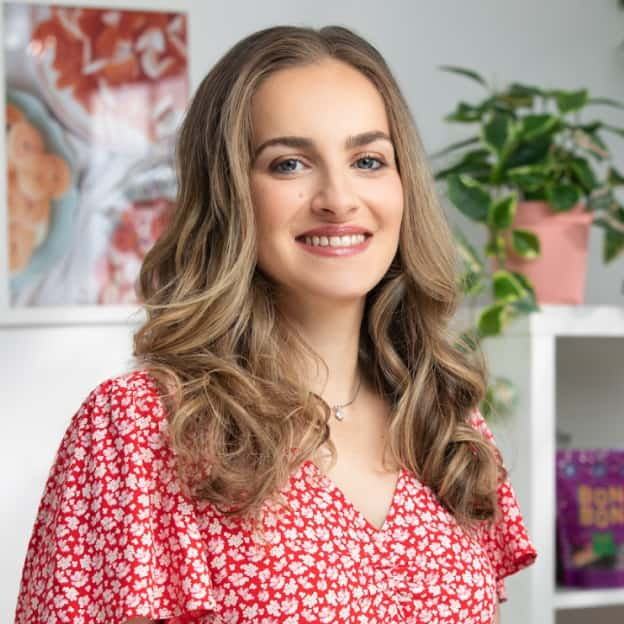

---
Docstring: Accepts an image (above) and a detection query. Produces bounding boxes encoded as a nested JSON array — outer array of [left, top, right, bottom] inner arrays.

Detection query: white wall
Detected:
[[3, 0, 624, 621]]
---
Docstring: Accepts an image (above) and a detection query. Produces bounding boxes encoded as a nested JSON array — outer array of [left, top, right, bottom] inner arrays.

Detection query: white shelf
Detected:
[[2, 302, 622, 333], [0, 304, 145, 327], [480, 304, 624, 624], [526, 305, 624, 337], [456, 304, 624, 337], [554, 587, 624, 610]]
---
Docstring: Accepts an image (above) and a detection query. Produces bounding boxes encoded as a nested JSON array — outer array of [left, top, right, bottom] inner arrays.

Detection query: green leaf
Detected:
[[507, 83, 546, 98], [506, 135, 552, 168], [507, 271, 540, 314], [578, 121, 602, 133], [483, 377, 518, 421], [518, 114, 561, 141], [477, 303, 507, 337], [485, 233, 506, 258], [509, 296, 540, 315], [497, 92, 533, 109], [444, 101, 486, 123], [569, 157, 599, 192], [459, 270, 487, 296], [608, 167, 624, 186], [435, 149, 492, 180], [447, 174, 492, 223], [431, 136, 480, 159], [454, 228, 487, 296], [454, 329, 481, 354], [479, 397, 494, 422], [511, 271, 538, 299], [498, 83, 544, 108], [489, 194, 517, 229], [439, 65, 488, 87], [523, 189, 549, 201], [593, 205, 624, 262], [495, 270, 540, 318], [511, 228, 540, 259], [604, 228, 624, 263], [572, 128, 609, 161], [486, 96, 517, 116], [482, 112, 513, 155], [547, 184, 582, 211], [492, 270, 526, 302], [587, 188, 615, 213], [506, 165, 549, 191], [586, 97, 624, 110], [603, 124, 624, 138], [555, 89, 589, 114], [454, 227, 485, 274]]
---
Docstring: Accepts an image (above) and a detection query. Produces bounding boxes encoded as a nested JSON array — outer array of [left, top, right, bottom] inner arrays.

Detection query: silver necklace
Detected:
[[331, 375, 362, 421]]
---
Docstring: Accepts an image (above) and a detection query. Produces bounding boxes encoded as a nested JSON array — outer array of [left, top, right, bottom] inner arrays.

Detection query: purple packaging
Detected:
[[556, 449, 624, 588]]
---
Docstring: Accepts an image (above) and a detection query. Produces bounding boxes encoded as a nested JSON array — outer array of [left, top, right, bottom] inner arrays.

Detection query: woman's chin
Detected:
[[290, 284, 373, 305]]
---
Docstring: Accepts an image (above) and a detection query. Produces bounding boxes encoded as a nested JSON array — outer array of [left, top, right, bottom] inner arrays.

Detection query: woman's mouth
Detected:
[[295, 233, 372, 256]]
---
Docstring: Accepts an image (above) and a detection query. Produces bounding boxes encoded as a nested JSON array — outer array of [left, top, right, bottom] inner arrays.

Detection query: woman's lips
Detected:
[[295, 235, 372, 257]]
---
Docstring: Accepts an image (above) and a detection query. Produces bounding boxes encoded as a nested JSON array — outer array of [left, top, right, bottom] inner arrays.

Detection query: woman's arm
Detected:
[[494, 603, 500, 623]]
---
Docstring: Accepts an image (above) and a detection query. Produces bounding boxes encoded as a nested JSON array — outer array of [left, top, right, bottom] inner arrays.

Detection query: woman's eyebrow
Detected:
[[253, 130, 393, 160]]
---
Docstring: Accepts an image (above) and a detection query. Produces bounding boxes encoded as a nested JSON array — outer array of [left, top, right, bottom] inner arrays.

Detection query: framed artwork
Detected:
[[0, 2, 190, 324]]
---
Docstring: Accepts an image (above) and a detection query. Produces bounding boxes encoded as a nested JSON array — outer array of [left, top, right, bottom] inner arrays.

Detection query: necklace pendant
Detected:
[[334, 407, 344, 421]]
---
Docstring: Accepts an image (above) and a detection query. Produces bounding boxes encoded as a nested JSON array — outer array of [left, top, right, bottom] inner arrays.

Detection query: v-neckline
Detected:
[[303, 460, 404, 535]]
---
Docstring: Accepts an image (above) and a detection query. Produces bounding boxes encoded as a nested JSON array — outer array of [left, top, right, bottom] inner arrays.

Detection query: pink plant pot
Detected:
[[494, 201, 593, 305]]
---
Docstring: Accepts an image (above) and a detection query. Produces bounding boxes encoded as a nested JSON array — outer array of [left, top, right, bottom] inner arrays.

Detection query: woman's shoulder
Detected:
[[68, 369, 171, 453], [467, 406, 496, 443], [82, 369, 165, 419], [15, 370, 213, 622], [89, 368, 162, 401]]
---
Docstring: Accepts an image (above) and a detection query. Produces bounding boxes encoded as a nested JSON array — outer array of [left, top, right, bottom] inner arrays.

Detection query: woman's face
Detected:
[[249, 58, 403, 305]]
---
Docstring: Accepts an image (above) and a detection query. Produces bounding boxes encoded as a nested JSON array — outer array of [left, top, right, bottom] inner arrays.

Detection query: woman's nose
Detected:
[[310, 168, 359, 218]]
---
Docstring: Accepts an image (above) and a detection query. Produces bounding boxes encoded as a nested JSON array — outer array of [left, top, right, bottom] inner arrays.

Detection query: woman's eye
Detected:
[[271, 155, 385, 174], [272, 158, 304, 173], [355, 155, 384, 170]]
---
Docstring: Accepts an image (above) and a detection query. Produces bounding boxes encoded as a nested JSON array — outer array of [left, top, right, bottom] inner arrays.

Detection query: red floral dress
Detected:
[[15, 371, 537, 624]]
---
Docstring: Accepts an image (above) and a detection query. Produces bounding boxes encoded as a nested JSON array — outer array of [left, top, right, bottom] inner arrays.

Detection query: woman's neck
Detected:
[[278, 291, 366, 408]]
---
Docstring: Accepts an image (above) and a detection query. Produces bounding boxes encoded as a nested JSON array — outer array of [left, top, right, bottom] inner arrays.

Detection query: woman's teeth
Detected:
[[302, 234, 367, 247]]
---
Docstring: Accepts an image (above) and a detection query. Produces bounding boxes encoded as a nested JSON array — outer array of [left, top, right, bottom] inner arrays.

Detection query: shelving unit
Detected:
[[463, 305, 624, 624], [554, 587, 624, 610]]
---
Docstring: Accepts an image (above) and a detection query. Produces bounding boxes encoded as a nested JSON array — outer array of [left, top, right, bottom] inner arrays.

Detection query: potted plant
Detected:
[[434, 66, 624, 418]]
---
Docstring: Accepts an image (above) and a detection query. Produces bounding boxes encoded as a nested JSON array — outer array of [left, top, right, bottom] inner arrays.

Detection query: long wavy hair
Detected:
[[133, 24, 504, 531]]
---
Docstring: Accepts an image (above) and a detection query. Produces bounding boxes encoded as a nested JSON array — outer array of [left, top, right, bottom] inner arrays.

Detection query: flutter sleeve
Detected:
[[469, 407, 538, 603], [14, 371, 216, 624]]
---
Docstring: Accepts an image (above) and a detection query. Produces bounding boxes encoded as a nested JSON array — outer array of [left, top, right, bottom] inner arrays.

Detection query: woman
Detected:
[[15, 25, 536, 624]]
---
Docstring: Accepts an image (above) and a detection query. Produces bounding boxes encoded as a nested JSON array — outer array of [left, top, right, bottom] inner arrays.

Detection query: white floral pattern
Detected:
[[15, 371, 537, 624]]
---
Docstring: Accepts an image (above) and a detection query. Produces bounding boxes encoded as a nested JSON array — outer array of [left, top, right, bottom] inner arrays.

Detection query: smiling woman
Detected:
[[14, 25, 535, 624], [249, 58, 403, 300]]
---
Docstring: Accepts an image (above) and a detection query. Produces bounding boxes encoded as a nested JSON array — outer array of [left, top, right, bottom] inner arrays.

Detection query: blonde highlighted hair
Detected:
[[133, 24, 504, 530]]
